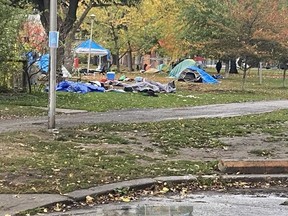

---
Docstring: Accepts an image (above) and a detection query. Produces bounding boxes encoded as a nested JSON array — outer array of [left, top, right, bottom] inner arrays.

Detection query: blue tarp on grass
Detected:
[[56, 81, 105, 93], [186, 66, 218, 84]]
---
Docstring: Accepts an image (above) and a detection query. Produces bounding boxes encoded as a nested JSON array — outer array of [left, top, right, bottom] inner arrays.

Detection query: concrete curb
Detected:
[[218, 159, 288, 174], [66, 178, 156, 201], [66, 175, 199, 201], [6, 174, 288, 216], [66, 174, 288, 201], [220, 174, 288, 182]]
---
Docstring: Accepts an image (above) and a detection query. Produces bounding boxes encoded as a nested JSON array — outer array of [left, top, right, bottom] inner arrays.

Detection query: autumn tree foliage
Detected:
[[87, 0, 186, 72], [129, 0, 189, 60], [0, 0, 26, 60], [0, 0, 27, 88], [181, 0, 288, 89], [88, 5, 136, 72], [12, 0, 142, 72], [9, 0, 288, 81], [90, 1, 165, 72], [20, 15, 47, 53], [138, 0, 186, 59]]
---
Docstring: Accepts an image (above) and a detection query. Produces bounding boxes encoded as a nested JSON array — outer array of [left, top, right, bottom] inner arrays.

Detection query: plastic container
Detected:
[[106, 72, 115, 80], [135, 76, 143, 82]]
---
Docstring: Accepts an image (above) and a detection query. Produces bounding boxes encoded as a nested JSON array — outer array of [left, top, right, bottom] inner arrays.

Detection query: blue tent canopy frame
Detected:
[[74, 39, 109, 56]]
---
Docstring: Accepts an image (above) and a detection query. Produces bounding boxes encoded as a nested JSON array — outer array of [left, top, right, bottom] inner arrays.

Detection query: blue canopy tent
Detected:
[[74, 39, 111, 72], [74, 39, 109, 56]]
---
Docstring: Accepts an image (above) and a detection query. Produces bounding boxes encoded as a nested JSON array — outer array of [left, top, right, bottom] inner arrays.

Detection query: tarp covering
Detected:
[[47, 79, 175, 95], [169, 59, 196, 77], [37, 54, 49, 73], [26, 51, 38, 66], [36, 54, 72, 77], [186, 66, 218, 84], [56, 81, 105, 93], [122, 80, 176, 93], [74, 39, 109, 56]]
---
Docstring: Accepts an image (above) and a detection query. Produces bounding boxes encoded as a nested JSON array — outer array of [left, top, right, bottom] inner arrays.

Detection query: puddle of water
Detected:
[[136, 205, 193, 216], [93, 204, 194, 216]]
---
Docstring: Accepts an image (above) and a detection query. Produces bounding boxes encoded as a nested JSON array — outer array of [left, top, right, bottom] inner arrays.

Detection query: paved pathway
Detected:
[[1, 100, 288, 133]]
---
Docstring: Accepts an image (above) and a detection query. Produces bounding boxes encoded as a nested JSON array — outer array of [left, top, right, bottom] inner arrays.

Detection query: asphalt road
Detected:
[[1, 100, 288, 133], [46, 192, 288, 216]]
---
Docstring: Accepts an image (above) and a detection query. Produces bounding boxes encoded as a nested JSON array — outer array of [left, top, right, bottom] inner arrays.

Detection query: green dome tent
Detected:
[[169, 59, 196, 77]]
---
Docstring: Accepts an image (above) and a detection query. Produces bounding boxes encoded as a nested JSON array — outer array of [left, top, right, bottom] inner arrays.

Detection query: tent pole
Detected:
[[87, 14, 95, 72]]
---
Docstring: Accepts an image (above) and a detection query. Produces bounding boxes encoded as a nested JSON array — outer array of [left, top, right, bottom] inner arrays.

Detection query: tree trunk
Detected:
[[229, 59, 238, 74], [22, 60, 29, 93], [127, 41, 133, 72], [259, 62, 263, 85], [224, 60, 229, 77], [63, 37, 74, 73], [57, 44, 65, 73], [110, 24, 120, 73], [115, 51, 120, 73], [135, 53, 141, 71], [241, 58, 248, 91], [283, 69, 287, 88], [57, 33, 73, 78], [37, 0, 93, 76]]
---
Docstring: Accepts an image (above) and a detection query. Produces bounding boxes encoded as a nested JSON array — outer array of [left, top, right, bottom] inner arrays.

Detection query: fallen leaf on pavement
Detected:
[[160, 187, 169, 194], [86, 195, 94, 204], [120, 196, 131, 202], [53, 203, 62, 212]]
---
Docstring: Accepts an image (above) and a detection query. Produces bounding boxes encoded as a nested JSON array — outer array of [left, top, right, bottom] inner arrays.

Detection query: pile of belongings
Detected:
[[121, 79, 176, 96], [107, 75, 176, 96], [51, 77, 176, 96]]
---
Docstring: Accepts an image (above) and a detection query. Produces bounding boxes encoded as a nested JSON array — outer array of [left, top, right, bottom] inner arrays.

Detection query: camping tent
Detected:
[[179, 66, 218, 84], [169, 59, 196, 77], [74, 39, 109, 56]]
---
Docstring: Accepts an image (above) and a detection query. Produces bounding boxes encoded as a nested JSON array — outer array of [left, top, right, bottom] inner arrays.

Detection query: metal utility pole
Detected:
[[48, 0, 58, 129], [87, 14, 96, 72]]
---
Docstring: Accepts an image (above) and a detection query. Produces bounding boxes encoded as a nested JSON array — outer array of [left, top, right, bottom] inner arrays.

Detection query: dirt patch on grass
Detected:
[[0, 141, 32, 158], [1, 127, 288, 193], [218, 133, 288, 159], [78, 131, 167, 160], [167, 133, 288, 161], [78, 131, 288, 161]]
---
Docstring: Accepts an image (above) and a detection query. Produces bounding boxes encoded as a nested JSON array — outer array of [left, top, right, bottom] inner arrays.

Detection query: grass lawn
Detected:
[[0, 69, 288, 119], [1, 109, 288, 194], [1, 68, 288, 196]]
